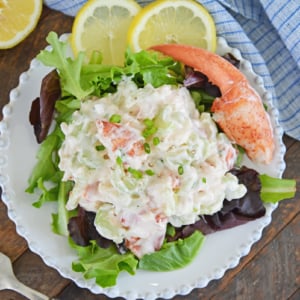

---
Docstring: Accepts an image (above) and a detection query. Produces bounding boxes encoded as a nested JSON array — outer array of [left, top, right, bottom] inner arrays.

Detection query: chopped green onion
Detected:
[[142, 118, 158, 138], [153, 136, 160, 145], [142, 126, 158, 138], [128, 167, 143, 179], [109, 114, 121, 123], [145, 169, 155, 176], [116, 156, 123, 165], [202, 177, 207, 183], [95, 144, 105, 151], [178, 165, 184, 175], [144, 143, 151, 153], [143, 118, 154, 128]]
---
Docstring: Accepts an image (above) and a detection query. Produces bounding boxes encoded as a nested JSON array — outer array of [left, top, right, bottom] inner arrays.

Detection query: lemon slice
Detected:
[[71, 0, 141, 65], [0, 0, 42, 49], [128, 0, 216, 53]]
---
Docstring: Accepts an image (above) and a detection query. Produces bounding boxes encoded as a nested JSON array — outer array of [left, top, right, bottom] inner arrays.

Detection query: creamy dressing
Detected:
[[58, 78, 246, 258]]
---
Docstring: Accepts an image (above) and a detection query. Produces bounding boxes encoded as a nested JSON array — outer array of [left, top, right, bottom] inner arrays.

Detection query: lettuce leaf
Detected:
[[37, 32, 91, 100], [32, 178, 59, 208], [51, 180, 75, 236], [26, 125, 63, 193], [139, 231, 205, 271], [70, 240, 138, 287], [123, 48, 183, 88], [259, 174, 296, 203]]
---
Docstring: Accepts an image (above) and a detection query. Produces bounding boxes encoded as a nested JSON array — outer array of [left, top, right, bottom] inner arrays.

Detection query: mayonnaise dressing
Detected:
[[58, 78, 246, 257]]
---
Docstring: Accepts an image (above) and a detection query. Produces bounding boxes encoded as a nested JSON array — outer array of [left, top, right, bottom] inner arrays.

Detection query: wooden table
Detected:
[[0, 5, 299, 300]]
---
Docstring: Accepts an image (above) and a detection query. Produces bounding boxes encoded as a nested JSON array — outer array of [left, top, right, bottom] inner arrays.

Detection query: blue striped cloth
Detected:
[[44, 0, 300, 140]]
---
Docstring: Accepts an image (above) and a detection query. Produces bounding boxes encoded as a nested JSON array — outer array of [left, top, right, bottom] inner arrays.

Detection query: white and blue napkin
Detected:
[[44, 0, 300, 140]]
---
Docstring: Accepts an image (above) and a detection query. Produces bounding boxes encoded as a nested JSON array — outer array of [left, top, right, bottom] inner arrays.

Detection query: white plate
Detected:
[[0, 36, 286, 299]]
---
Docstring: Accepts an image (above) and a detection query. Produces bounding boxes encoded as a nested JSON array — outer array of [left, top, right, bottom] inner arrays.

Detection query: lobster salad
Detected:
[[27, 32, 296, 287]]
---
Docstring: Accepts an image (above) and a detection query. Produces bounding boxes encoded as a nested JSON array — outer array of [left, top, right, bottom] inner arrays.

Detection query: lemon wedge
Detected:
[[128, 0, 217, 53], [0, 0, 42, 49], [71, 0, 141, 65]]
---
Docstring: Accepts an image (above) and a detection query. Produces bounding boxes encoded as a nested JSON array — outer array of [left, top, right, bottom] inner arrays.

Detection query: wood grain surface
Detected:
[[0, 5, 299, 300]]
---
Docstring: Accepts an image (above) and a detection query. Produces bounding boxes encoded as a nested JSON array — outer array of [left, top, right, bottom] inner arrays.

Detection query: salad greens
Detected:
[[52, 180, 74, 236], [36, 33, 90, 100], [26, 31, 296, 288], [259, 174, 296, 203], [37, 32, 182, 100], [26, 125, 63, 195], [70, 240, 138, 288], [69, 231, 205, 287], [139, 231, 205, 271]]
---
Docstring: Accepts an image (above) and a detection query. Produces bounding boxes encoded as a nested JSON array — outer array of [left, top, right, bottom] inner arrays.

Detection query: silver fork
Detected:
[[0, 252, 49, 300]]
